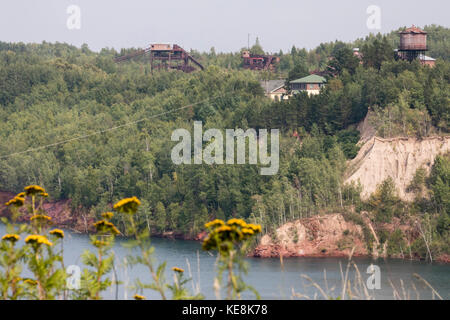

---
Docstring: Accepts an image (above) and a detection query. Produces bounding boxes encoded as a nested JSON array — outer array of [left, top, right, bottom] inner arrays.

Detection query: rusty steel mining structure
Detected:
[[397, 25, 428, 62], [242, 50, 279, 71], [114, 44, 204, 73]]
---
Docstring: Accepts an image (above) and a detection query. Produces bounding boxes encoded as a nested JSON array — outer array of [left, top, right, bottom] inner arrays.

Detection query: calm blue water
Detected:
[[1, 224, 449, 300]]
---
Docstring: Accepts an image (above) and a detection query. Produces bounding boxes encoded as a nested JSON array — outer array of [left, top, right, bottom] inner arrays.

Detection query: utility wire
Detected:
[[0, 93, 227, 159]]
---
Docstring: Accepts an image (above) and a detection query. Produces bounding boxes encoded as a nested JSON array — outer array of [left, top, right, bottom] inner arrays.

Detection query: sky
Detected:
[[0, 0, 448, 53]]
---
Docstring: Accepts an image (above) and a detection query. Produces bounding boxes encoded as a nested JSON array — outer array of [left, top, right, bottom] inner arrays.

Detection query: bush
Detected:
[[367, 177, 402, 223]]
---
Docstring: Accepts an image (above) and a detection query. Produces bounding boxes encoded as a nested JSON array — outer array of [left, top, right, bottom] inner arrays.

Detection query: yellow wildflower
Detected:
[[247, 224, 262, 233], [227, 218, 247, 228], [172, 267, 184, 273], [16, 192, 26, 198], [5, 196, 25, 207], [204, 219, 225, 229], [94, 220, 120, 235], [202, 219, 262, 253], [24, 185, 46, 196], [133, 294, 146, 300], [2, 234, 20, 243], [234, 228, 244, 240], [49, 229, 64, 238], [25, 235, 53, 247], [40, 192, 49, 198], [215, 225, 232, 233], [101, 212, 114, 219], [113, 197, 141, 214], [30, 214, 52, 223], [213, 225, 236, 242]]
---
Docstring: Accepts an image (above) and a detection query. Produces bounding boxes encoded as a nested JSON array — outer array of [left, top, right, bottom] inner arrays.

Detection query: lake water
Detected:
[[1, 224, 449, 300]]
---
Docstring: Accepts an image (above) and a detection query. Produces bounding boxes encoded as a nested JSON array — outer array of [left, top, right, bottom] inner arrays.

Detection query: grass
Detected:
[[290, 248, 444, 300]]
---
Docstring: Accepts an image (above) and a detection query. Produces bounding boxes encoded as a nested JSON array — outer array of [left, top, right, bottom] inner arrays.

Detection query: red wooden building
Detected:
[[242, 50, 279, 71]]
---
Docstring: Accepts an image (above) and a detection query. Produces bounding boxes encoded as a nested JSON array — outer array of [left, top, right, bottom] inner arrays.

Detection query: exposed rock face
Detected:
[[345, 136, 450, 201], [0, 191, 94, 233], [253, 214, 368, 258], [356, 112, 377, 143], [252, 213, 450, 262]]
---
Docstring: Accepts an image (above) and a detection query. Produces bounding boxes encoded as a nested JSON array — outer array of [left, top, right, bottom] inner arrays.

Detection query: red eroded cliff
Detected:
[[0, 191, 94, 233], [253, 214, 368, 258]]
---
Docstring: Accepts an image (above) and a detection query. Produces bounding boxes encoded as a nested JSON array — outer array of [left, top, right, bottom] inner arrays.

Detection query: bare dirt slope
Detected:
[[253, 214, 368, 258], [252, 213, 450, 262], [0, 191, 93, 233], [344, 136, 450, 201]]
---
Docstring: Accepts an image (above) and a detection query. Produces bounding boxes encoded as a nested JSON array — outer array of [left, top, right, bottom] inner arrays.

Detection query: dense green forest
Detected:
[[0, 26, 449, 260]]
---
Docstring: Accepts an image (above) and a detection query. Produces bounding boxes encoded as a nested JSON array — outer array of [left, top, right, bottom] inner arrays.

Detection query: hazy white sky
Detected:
[[0, 0, 448, 53]]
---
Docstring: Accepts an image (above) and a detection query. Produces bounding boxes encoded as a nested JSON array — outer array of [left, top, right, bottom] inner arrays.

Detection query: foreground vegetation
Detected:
[[0, 185, 262, 300]]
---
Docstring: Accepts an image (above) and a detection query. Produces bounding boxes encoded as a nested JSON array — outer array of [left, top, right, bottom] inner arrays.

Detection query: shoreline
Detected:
[[1, 219, 449, 264], [65, 226, 450, 264], [1, 191, 449, 264]]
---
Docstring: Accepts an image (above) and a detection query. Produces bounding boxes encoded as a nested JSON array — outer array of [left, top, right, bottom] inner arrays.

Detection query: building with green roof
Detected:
[[290, 74, 327, 96]]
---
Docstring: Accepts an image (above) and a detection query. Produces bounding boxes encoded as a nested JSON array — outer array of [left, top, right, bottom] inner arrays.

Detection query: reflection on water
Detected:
[[1, 224, 449, 300]]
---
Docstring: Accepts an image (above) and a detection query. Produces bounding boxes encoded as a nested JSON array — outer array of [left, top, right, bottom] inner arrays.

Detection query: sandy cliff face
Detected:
[[253, 214, 368, 258], [344, 136, 450, 201]]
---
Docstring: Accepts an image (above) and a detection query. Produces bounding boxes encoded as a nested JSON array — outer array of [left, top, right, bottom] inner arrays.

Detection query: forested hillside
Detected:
[[0, 26, 448, 260]]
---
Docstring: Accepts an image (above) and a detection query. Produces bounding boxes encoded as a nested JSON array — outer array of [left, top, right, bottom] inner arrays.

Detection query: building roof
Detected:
[[260, 80, 285, 93], [290, 74, 327, 84], [400, 25, 427, 34]]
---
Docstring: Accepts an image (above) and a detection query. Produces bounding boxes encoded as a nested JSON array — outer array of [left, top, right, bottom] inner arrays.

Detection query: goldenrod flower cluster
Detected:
[[5, 186, 48, 207], [113, 196, 141, 214], [2, 234, 20, 243], [204, 219, 225, 229], [202, 218, 261, 251], [94, 220, 120, 235], [49, 229, 64, 238], [172, 267, 184, 273], [101, 211, 114, 219], [25, 234, 53, 247], [5, 195, 25, 207], [24, 185, 46, 196], [226, 218, 247, 227], [30, 214, 52, 222]]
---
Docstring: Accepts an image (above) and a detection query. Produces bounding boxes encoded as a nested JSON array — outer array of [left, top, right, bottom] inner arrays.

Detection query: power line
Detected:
[[0, 94, 227, 160]]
